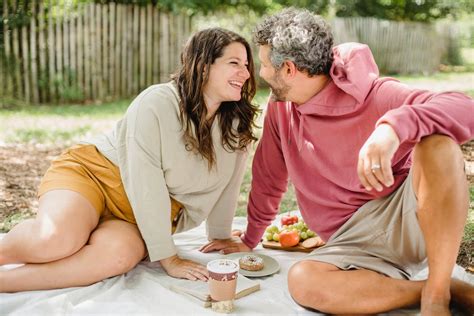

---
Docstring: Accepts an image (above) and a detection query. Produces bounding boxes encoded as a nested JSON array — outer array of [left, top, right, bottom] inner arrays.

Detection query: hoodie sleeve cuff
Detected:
[[241, 222, 266, 249], [376, 114, 410, 144]]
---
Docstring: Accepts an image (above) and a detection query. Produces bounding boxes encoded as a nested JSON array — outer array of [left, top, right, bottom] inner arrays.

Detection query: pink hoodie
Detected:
[[241, 43, 474, 249]]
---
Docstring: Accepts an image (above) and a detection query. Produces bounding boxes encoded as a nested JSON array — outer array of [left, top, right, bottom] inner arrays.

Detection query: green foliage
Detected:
[[1, 0, 32, 29], [91, 0, 330, 15], [53, 69, 85, 103], [260, 0, 330, 15], [444, 37, 464, 66], [335, 0, 474, 22]]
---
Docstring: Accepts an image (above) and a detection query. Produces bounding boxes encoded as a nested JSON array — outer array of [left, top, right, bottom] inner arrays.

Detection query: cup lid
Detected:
[[206, 259, 239, 274]]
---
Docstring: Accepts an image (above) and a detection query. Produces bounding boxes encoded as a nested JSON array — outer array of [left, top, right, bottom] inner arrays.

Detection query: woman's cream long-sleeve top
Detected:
[[85, 82, 248, 261]]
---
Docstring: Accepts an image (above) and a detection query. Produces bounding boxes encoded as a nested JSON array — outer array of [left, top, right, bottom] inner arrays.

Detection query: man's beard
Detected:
[[267, 75, 290, 102]]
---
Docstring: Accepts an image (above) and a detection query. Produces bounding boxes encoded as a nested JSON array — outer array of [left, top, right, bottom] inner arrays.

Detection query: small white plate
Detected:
[[224, 253, 280, 278]]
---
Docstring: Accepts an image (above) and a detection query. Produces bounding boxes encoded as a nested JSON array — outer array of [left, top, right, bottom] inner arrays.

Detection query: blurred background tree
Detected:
[[335, 0, 474, 22]]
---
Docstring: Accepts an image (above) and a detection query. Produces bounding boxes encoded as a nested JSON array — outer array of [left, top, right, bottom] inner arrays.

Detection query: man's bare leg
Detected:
[[288, 261, 423, 313], [288, 261, 473, 314], [413, 135, 469, 315], [288, 135, 473, 314]]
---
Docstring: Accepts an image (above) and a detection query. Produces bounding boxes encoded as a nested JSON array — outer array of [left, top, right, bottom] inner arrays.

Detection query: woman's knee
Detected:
[[108, 242, 144, 274], [30, 218, 88, 261], [90, 222, 146, 276]]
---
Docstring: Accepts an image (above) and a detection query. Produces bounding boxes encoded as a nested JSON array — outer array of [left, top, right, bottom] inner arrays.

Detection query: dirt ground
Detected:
[[0, 141, 473, 270]]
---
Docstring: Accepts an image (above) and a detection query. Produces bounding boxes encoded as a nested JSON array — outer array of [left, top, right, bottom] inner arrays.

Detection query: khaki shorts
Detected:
[[305, 171, 427, 280], [38, 144, 183, 232]]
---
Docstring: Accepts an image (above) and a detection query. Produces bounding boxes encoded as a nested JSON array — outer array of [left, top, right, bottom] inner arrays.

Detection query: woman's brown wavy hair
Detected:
[[172, 28, 259, 169]]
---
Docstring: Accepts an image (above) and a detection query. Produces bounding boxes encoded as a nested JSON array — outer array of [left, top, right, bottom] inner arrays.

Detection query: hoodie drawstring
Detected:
[[288, 107, 293, 146], [288, 106, 305, 152]]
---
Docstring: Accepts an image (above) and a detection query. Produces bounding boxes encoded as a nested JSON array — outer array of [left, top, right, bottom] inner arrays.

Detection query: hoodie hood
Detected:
[[296, 42, 380, 117], [289, 43, 380, 150]]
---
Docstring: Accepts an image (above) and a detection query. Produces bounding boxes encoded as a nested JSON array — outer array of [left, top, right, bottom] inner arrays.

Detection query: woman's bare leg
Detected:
[[0, 190, 99, 264], [0, 219, 146, 292]]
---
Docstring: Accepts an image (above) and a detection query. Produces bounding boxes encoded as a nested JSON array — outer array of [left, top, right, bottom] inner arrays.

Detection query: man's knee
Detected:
[[414, 135, 464, 174], [288, 260, 330, 311]]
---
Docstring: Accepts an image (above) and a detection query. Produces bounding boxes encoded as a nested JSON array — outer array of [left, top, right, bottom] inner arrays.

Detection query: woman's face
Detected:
[[203, 42, 250, 106]]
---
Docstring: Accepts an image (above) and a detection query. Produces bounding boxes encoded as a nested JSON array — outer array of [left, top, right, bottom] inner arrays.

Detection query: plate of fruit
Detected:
[[261, 213, 325, 252]]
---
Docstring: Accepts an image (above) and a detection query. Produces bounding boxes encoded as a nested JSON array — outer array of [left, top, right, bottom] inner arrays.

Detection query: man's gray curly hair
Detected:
[[253, 8, 334, 76]]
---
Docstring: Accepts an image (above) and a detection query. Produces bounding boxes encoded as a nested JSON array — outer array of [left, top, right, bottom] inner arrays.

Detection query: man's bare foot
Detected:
[[421, 299, 451, 316], [421, 283, 451, 316]]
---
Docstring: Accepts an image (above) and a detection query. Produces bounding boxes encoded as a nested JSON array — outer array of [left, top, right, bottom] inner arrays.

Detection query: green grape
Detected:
[[295, 222, 304, 231], [272, 233, 280, 242], [265, 233, 273, 241], [281, 225, 288, 230], [265, 226, 273, 233], [307, 230, 315, 237], [266, 225, 278, 234], [300, 231, 308, 240]]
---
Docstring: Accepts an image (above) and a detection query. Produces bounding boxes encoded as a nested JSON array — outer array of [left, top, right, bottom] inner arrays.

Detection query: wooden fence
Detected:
[[1, 1, 192, 104], [1, 6, 464, 105], [332, 17, 448, 74]]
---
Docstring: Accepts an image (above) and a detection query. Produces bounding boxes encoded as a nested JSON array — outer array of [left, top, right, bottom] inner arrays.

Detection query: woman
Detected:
[[0, 28, 259, 292]]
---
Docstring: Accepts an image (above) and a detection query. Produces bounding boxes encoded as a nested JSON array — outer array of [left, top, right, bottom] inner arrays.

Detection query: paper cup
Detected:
[[207, 259, 239, 301]]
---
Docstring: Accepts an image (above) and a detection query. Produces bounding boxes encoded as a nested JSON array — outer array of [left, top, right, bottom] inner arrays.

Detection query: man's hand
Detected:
[[357, 123, 400, 192], [199, 230, 252, 254], [159, 254, 209, 281]]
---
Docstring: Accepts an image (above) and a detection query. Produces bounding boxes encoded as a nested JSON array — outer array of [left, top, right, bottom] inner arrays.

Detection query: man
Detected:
[[200, 8, 474, 315]]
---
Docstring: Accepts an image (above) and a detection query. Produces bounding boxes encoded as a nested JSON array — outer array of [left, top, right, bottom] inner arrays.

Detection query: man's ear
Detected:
[[283, 60, 298, 79]]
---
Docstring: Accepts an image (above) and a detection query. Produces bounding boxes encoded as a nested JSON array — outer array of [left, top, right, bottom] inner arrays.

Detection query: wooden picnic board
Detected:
[[261, 240, 321, 253]]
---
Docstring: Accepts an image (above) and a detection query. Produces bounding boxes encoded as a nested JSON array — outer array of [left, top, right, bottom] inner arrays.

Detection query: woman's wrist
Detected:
[[159, 254, 178, 270]]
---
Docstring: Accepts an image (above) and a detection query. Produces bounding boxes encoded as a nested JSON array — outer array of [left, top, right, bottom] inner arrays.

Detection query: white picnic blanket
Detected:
[[1, 215, 472, 315]]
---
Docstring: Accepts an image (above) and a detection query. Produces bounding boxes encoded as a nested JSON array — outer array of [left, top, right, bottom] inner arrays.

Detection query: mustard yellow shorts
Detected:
[[38, 144, 182, 231]]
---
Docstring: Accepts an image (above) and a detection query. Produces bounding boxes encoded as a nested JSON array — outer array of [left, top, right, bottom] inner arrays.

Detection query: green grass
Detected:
[[390, 71, 474, 82], [0, 99, 131, 118], [7, 126, 92, 144], [0, 99, 131, 145], [464, 90, 474, 98]]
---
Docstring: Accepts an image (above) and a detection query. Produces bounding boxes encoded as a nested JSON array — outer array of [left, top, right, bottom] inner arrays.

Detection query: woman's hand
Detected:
[[199, 230, 252, 254], [357, 123, 400, 192], [159, 255, 209, 281]]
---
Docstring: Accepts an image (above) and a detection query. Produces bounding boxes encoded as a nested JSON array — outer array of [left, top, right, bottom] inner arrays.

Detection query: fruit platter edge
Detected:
[[261, 240, 315, 252]]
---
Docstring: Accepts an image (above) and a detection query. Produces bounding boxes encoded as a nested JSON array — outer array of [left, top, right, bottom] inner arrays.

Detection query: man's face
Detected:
[[258, 45, 290, 102]]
